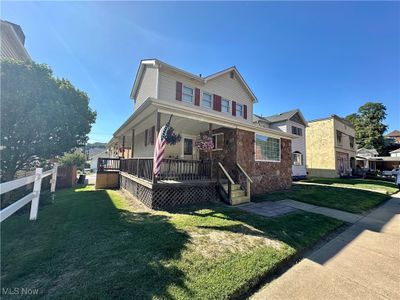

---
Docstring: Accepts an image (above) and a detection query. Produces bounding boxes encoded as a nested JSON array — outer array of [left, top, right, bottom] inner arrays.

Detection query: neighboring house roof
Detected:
[[390, 148, 400, 154], [130, 59, 257, 103], [357, 147, 379, 157], [308, 114, 354, 128], [0, 20, 30, 61], [88, 147, 107, 159], [386, 130, 400, 137], [253, 109, 307, 127]]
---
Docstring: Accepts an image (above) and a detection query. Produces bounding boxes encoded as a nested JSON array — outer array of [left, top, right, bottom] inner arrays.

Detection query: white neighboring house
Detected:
[[88, 149, 108, 172], [254, 109, 308, 178], [390, 148, 400, 158]]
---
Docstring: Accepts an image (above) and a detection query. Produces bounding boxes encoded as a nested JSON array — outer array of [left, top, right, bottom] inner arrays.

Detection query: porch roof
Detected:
[[112, 98, 298, 140]]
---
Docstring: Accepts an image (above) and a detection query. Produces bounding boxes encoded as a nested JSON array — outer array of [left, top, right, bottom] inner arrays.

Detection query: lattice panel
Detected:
[[121, 176, 153, 208], [152, 185, 217, 209]]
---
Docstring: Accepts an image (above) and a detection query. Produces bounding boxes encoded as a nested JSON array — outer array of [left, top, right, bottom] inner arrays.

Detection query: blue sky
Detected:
[[2, 1, 399, 143]]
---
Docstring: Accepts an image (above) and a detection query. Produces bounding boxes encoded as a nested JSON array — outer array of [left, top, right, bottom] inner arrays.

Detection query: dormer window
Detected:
[[182, 86, 194, 103]]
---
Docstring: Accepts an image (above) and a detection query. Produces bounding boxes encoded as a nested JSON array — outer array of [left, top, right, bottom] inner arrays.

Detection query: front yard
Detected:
[[1, 186, 342, 299], [254, 178, 398, 214]]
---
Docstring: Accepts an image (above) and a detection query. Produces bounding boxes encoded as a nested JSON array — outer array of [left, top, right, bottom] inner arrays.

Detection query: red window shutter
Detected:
[[195, 88, 200, 106], [232, 101, 237, 116], [150, 126, 155, 145], [144, 129, 148, 146], [244, 105, 248, 119], [176, 81, 182, 101], [213, 95, 221, 112]]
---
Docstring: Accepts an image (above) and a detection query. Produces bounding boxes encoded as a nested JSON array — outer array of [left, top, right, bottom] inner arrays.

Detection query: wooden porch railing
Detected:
[[216, 162, 234, 203], [236, 162, 253, 200], [119, 158, 212, 182], [97, 158, 120, 172]]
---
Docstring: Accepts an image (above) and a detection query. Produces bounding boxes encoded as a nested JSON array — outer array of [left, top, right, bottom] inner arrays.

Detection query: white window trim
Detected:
[[236, 103, 243, 117], [212, 133, 224, 151], [201, 92, 213, 109], [292, 152, 303, 166], [221, 98, 230, 114], [254, 133, 281, 162], [180, 135, 196, 158], [182, 85, 194, 103]]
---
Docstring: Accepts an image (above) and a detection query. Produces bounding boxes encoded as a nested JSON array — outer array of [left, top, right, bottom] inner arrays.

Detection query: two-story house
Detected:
[[306, 115, 356, 178], [107, 59, 297, 209], [254, 109, 308, 179]]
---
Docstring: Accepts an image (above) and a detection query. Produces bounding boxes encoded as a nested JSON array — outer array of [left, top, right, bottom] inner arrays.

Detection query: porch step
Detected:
[[223, 184, 241, 191], [231, 195, 250, 206], [231, 189, 246, 198]]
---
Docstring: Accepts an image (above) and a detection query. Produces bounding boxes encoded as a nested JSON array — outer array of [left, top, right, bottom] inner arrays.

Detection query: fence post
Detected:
[[29, 168, 43, 221], [50, 163, 58, 192]]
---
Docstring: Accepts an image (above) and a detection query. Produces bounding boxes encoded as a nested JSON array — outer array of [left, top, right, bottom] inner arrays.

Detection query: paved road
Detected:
[[252, 194, 400, 300]]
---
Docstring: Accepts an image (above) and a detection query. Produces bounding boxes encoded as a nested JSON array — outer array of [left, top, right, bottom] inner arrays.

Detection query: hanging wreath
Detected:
[[196, 135, 214, 152], [164, 127, 181, 145]]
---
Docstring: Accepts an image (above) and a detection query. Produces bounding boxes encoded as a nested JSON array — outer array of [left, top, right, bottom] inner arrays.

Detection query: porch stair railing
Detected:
[[216, 162, 252, 205]]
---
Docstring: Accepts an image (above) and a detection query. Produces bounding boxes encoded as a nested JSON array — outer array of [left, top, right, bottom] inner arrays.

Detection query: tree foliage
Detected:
[[59, 151, 86, 167], [0, 59, 96, 181], [346, 102, 387, 154]]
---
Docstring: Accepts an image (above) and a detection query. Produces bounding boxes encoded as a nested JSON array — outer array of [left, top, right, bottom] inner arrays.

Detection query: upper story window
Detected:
[[182, 86, 194, 103], [202, 92, 212, 108], [255, 134, 280, 162], [349, 136, 355, 149], [292, 126, 303, 136], [212, 133, 224, 150], [221, 99, 230, 113], [336, 130, 343, 145], [236, 103, 243, 117]]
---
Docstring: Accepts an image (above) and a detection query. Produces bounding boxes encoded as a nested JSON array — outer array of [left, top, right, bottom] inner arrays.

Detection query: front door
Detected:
[[182, 137, 197, 160]]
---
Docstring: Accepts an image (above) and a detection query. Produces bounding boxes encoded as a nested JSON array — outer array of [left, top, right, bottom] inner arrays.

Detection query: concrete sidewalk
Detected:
[[277, 199, 363, 223], [252, 194, 400, 300]]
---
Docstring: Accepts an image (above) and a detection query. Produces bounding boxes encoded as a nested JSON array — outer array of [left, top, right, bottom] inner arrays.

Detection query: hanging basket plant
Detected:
[[196, 135, 214, 152], [164, 126, 181, 145]]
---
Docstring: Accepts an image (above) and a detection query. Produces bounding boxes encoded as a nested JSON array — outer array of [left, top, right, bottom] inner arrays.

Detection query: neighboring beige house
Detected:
[[390, 148, 400, 158], [254, 109, 308, 179], [0, 20, 30, 61], [306, 115, 356, 178], [107, 59, 298, 209], [385, 130, 400, 144]]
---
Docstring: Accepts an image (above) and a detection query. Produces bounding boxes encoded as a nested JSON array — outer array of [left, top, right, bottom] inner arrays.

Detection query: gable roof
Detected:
[[357, 147, 379, 155], [308, 114, 354, 128], [390, 148, 400, 154], [130, 59, 257, 102], [261, 109, 308, 126], [386, 130, 400, 137]]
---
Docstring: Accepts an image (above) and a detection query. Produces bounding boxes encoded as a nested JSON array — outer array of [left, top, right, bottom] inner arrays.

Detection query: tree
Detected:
[[59, 150, 86, 167], [346, 102, 387, 153], [0, 59, 96, 181]]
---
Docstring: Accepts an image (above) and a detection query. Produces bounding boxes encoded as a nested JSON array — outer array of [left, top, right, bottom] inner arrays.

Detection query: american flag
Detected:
[[153, 117, 171, 177]]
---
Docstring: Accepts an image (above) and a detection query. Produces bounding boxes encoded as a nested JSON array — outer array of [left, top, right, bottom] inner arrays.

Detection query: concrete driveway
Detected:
[[252, 193, 400, 300]]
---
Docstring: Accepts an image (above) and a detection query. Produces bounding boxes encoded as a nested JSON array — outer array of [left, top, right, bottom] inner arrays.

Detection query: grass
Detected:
[[1, 186, 342, 299], [302, 177, 399, 195], [253, 184, 392, 214]]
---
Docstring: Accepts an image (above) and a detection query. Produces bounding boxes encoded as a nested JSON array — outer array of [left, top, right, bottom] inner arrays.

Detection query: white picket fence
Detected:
[[0, 164, 58, 222]]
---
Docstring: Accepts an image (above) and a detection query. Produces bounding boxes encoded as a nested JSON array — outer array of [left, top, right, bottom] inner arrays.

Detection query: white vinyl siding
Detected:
[[255, 134, 280, 162], [202, 92, 212, 108], [135, 66, 158, 109]]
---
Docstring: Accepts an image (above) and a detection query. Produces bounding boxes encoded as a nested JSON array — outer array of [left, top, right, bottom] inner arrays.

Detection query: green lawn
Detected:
[[1, 186, 342, 299], [253, 183, 392, 214], [302, 177, 399, 195]]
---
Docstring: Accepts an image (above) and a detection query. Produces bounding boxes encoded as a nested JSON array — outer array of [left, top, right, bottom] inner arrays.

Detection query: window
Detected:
[[183, 138, 193, 155], [336, 130, 343, 145], [145, 127, 155, 146], [182, 86, 193, 103], [292, 152, 303, 166], [221, 99, 230, 113], [202, 92, 212, 108], [349, 136, 355, 149], [255, 134, 280, 162], [212, 133, 224, 150], [292, 126, 303, 136], [236, 103, 243, 117]]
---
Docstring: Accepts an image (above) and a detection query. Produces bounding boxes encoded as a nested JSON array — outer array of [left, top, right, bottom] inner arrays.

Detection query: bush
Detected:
[[59, 151, 86, 167]]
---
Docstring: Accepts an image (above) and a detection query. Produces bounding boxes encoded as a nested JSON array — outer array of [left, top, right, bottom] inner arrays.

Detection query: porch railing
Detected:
[[120, 158, 212, 182], [97, 158, 120, 172]]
